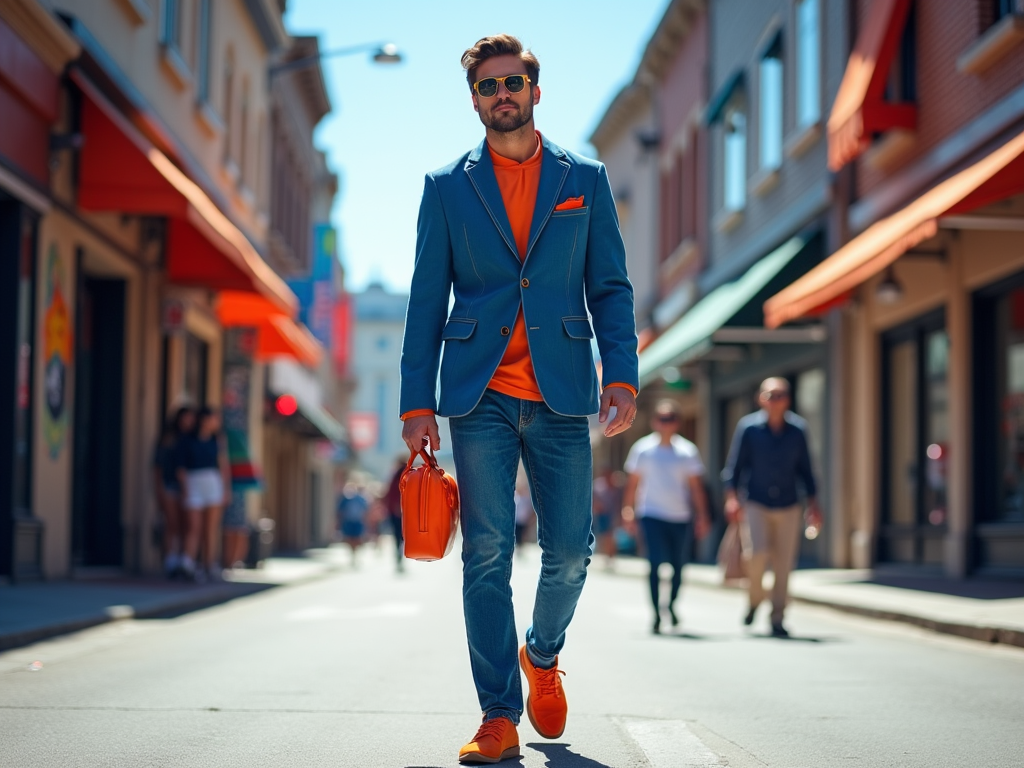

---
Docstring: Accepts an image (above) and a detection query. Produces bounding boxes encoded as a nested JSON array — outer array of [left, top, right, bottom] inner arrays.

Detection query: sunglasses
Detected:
[[762, 391, 789, 401], [656, 414, 679, 423], [473, 74, 531, 98]]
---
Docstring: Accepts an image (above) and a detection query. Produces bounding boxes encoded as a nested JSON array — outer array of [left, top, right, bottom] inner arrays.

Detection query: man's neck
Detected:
[[658, 432, 674, 447], [486, 122, 538, 163], [765, 411, 786, 432]]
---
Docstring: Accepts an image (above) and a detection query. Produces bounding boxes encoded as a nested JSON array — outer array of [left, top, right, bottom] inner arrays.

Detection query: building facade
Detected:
[[766, 0, 1024, 577], [0, 0, 334, 580]]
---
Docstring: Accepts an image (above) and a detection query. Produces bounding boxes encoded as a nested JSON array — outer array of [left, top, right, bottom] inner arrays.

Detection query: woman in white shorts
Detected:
[[176, 407, 231, 581]]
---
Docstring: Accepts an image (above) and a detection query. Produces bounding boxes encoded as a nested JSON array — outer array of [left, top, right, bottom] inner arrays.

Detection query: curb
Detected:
[[606, 559, 1024, 650], [0, 560, 344, 653]]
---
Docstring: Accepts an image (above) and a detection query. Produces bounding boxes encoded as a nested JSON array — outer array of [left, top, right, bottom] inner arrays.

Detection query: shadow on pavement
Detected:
[[135, 582, 276, 619], [527, 742, 613, 768], [746, 632, 840, 643]]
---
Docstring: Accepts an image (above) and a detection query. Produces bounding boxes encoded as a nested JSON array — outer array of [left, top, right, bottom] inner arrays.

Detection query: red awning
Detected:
[[765, 129, 1024, 328], [827, 0, 917, 172], [74, 71, 296, 315], [216, 291, 322, 367]]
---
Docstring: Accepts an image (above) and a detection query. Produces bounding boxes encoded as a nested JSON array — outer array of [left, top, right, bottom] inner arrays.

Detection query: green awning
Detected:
[[295, 399, 347, 444], [638, 236, 807, 385]]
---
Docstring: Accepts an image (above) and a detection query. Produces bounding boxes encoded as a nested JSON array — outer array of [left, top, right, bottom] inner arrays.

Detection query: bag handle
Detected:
[[405, 443, 440, 473]]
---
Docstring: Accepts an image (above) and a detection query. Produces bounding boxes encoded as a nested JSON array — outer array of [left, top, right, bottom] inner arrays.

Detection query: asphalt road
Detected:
[[1, 543, 1022, 768]]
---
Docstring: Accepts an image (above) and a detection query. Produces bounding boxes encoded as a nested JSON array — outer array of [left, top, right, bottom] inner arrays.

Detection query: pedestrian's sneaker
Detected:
[[458, 717, 519, 764], [519, 644, 567, 739], [743, 606, 757, 626], [771, 622, 789, 638]]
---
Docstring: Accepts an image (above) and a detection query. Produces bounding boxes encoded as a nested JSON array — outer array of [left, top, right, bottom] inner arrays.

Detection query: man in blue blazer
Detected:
[[400, 34, 638, 764]]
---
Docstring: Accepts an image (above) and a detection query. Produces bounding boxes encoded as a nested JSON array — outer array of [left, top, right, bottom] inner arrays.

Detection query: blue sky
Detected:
[[283, 0, 670, 294]]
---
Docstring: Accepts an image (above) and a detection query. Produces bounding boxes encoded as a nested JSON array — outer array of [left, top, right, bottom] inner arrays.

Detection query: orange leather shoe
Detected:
[[458, 717, 520, 764], [519, 644, 567, 739]]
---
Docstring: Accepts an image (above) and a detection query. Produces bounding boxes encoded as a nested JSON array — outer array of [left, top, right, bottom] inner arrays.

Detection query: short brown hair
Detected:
[[461, 34, 540, 91]]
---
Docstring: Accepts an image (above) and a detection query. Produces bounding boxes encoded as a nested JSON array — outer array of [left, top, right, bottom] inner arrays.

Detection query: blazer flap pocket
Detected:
[[550, 206, 588, 218], [562, 316, 594, 339], [442, 318, 477, 340]]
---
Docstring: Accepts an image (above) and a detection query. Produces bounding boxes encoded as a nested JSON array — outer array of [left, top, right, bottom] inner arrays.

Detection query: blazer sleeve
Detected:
[[399, 173, 453, 415], [584, 163, 639, 392]]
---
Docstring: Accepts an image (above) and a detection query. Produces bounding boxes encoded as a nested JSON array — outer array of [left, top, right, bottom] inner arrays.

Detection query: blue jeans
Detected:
[[640, 517, 692, 613], [449, 389, 594, 725]]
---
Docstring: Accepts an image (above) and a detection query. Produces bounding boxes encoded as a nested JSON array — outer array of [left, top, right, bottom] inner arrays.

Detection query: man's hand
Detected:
[[724, 491, 743, 524], [694, 513, 711, 541], [403, 413, 440, 453], [599, 386, 637, 438]]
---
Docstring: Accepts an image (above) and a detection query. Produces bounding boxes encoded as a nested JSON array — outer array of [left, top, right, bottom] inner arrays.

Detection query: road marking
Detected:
[[622, 719, 723, 767], [285, 603, 422, 622]]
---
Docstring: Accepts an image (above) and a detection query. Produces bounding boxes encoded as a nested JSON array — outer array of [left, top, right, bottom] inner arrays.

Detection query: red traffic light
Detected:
[[275, 394, 298, 416]]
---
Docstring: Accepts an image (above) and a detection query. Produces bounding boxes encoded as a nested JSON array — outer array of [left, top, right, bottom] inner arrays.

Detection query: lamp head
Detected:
[[373, 43, 402, 64]]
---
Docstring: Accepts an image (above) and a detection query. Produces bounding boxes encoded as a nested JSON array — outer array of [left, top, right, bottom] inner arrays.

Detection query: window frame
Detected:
[[723, 98, 748, 214], [759, 35, 784, 173]]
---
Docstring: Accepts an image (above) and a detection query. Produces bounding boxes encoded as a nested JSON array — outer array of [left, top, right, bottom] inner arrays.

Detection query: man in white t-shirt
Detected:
[[623, 399, 710, 633]]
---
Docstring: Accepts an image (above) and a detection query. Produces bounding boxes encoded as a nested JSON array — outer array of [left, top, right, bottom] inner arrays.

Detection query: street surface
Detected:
[[1, 543, 1022, 767]]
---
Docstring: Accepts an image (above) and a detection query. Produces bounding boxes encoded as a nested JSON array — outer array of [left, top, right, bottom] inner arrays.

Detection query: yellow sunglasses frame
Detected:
[[472, 74, 532, 97]]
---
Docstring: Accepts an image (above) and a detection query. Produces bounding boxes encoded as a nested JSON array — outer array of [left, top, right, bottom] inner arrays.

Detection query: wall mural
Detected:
[[42, 243, 71, 459]]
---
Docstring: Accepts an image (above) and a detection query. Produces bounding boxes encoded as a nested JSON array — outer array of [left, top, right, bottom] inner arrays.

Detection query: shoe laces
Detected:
[[533, 664, 566, 698], [473, 718, 508, 743]]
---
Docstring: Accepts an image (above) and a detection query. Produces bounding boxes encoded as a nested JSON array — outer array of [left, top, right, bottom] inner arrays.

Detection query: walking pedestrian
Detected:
[[337, 481, 369, 566], [400, 34, 638, 765], [152, 407, 194, 578], [176, 406, 231, 582], [592, 470, 625, 567], [722, 377, 822, 638], [622, 400, 710, 634], [383, 457, 406, 572]]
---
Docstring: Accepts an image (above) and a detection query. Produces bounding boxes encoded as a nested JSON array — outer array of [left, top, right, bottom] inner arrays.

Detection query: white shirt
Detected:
[[624, 433, 706, 522]]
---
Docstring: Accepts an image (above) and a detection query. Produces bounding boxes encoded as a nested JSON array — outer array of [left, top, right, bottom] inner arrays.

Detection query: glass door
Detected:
[[880, 311, 948, 566]]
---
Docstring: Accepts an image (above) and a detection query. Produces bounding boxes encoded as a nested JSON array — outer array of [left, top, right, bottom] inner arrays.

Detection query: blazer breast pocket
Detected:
[[550, 206, 589, 218]]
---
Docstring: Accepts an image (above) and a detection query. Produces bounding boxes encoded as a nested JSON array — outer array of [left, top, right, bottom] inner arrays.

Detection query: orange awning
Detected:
[[765, 128, 1024, 328], [74, 71, 296, 316], [216, 291, 323, 368], [827, 0, 916, 171]]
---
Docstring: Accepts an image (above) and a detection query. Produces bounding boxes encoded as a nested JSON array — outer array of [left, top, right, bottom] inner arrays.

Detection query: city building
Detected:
[[765, 0, 1024, 577], [0, 0, 332, 580]]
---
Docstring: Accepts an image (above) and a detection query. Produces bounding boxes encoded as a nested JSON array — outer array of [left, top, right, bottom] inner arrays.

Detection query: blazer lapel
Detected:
[[524, 137, 570, 263], [464, 140, 518, 260]]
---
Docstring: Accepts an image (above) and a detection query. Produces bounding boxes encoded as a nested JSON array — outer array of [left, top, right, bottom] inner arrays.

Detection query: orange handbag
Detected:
[[399, 446, 460, 561]]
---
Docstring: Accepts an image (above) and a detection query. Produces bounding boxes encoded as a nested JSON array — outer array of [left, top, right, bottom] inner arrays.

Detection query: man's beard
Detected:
[[481, 98, 533, 133]]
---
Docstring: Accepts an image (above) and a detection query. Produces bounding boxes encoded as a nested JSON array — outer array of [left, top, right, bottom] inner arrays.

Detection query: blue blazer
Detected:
[[400, 135, 638, 418]]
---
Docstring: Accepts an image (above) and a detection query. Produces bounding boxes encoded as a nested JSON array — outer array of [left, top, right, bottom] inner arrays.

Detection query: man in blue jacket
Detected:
[[400, 34, 638, 765], [723, 377, 823, 638]]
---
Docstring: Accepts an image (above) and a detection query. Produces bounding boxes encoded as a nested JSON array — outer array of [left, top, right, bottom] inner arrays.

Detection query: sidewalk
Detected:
[[609, 557, 1024, 648], [0, 548, 347, 652]]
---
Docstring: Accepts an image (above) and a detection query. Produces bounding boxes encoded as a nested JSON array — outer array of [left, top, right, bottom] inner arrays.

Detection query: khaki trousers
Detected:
[[740, 502, 802, 624]]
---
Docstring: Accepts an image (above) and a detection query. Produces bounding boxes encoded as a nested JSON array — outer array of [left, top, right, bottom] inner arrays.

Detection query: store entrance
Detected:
[[71, 274, 126, 568], [880, 310, 949, 567]]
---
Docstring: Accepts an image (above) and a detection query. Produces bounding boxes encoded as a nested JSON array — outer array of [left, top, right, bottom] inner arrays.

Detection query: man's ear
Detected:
[[471, 92, 479, 113], [533, 85, 541, 105]]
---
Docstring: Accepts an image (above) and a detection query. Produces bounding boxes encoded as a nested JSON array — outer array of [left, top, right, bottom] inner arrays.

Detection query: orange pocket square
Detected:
[[554, 196, 585, 211]]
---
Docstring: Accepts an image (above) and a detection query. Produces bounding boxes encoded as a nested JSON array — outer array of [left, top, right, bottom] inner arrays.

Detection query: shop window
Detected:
[[759, 36, 784, 172], [880, 311, 948, 566], [723, 102, 747, 213], [795, 0, 821, 129]]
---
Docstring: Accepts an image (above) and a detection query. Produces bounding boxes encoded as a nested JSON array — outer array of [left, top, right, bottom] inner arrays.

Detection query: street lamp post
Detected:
[[268, 42, 403, 79]]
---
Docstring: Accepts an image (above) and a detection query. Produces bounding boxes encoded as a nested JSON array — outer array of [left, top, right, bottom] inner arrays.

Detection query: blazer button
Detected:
[[521, 278, 530, 288], [500, 326, 510, 336]]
